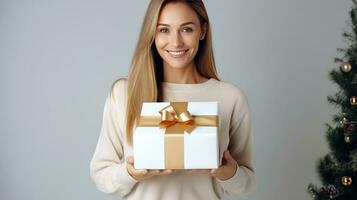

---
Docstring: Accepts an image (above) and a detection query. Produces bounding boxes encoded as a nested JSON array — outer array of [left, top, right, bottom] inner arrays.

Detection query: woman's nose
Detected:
[[170, 32, 184, 47]]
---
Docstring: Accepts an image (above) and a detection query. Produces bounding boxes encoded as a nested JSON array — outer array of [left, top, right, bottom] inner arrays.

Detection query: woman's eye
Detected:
[[182, 27, 193, 32], [159, 28, 169, 33]]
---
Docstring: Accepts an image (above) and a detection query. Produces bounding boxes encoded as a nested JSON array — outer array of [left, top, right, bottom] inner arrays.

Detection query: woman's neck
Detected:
[[163, 63, 208, 84]]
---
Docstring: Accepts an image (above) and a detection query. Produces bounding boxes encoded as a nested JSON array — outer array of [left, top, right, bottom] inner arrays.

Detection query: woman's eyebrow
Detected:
[[157, 22, 196, 27]]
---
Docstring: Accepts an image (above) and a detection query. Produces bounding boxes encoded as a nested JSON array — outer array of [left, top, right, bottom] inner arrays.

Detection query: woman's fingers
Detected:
[[126, 156, 148, 175], [187, 169, 211, 174], [127, 163, 148, 175], [209, 167, 224, 176], [126, 152, 238, 182], [223, 150, 236, 164], [126, 156, 151, 181], [164, 169, 173, 173], [147, 169, 173, 176], [173, 169, 185, 173], [126, 154, 233, 180], [148, 169, 160, 176], [161, 169, 173, 175], [126, 156, 134, 165], [126, 156, 174, 181]]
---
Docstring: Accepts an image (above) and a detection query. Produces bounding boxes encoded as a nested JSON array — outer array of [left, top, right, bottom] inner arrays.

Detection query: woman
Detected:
[[90, 0, 257, 199]]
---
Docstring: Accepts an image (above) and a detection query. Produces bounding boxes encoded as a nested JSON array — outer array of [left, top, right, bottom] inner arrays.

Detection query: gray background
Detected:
[[0, 0, 352, 199]]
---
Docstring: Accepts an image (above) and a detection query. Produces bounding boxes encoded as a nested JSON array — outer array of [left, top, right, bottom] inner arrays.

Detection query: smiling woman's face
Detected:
[[154, 2, 205, 70]]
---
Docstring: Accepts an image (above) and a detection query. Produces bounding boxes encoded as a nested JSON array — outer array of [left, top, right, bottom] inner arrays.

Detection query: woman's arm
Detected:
[[216, 91, 257, 197], [90, 81, 138, 198]]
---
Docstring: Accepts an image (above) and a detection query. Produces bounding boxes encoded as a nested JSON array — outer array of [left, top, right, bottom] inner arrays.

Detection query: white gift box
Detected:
[[133, 102, 219, 169]]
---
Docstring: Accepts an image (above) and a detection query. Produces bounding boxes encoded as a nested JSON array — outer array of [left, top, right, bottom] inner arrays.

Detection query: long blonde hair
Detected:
[[121, 0, 219, 145]]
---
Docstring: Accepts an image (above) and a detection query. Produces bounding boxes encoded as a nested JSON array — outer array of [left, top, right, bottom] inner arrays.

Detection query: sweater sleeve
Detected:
[[216, 91, 257, 197], [90, 81, 138, 198]]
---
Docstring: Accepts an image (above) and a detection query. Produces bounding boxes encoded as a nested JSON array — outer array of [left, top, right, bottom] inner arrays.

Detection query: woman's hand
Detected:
[[126, 156, 173, 181], [187, 150, 238, 181]]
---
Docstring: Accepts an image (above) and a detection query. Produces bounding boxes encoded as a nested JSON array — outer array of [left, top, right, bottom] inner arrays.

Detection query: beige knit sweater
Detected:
[[90, 78, 257, 200]]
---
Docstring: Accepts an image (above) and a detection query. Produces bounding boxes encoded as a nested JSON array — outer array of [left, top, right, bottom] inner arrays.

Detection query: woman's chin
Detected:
[[166, 64, 189, 69], [163, 59, 194, 69]]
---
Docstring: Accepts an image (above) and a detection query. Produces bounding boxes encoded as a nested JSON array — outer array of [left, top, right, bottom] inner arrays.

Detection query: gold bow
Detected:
[[159, 102, 195, 133]]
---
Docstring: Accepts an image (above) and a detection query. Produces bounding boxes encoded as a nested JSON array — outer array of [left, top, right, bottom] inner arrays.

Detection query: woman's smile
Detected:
[[166, 49, 189, 58]]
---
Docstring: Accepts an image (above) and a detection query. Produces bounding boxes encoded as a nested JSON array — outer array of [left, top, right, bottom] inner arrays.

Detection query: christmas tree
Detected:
[[307, 1, 357, 199]]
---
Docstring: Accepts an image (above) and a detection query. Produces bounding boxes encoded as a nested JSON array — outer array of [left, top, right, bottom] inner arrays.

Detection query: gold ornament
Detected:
[[344, 136, 351, 143], [341, 176, 352, 186], [340, 63, 352, 72], [350, 96, 357, 105]]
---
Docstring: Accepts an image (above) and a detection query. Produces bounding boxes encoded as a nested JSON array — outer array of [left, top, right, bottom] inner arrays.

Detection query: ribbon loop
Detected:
[[178, 111, 194, 124], [159, 103, 194, 130]]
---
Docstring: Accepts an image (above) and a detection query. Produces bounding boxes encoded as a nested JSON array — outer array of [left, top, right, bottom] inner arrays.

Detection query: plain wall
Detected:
[[0, 0, 352, 199]]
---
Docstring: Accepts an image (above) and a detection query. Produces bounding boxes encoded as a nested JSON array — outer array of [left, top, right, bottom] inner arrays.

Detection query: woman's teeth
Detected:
[[168, 50, 187, 58]]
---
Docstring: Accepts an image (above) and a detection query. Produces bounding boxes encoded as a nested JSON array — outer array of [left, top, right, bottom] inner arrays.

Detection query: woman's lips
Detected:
[[167, 49, 189, 58]]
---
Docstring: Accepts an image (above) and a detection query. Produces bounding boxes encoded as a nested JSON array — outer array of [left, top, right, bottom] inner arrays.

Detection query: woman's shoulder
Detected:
[[109, 77, 128, 104], [214, 79, 248, 100], [212, 79, 250, 113]]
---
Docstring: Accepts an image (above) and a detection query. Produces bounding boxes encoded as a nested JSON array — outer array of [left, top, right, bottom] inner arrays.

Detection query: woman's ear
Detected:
[[200, 22, 207, 40]]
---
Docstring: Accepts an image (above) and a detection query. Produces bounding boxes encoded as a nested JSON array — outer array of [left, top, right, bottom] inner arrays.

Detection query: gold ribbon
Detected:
[[138, 102, 218, 169], [159, 102, 194, 129]]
